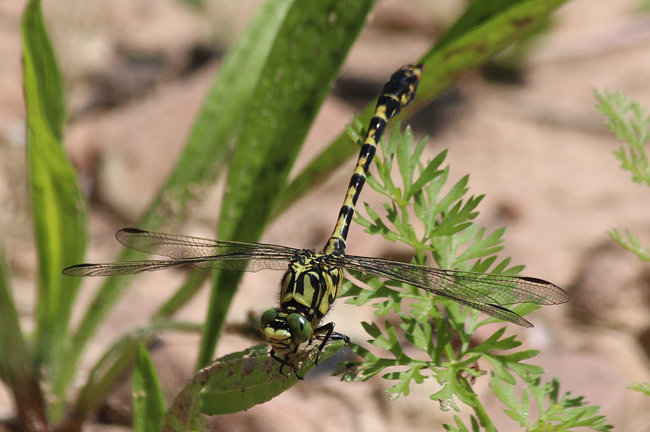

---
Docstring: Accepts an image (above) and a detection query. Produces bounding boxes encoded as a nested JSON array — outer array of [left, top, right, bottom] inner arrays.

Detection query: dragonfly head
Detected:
[[260, 309, 312, 356]]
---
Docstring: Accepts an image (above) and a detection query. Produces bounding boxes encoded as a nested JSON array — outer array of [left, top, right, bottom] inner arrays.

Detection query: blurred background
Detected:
[[2, 0, 650, 430]]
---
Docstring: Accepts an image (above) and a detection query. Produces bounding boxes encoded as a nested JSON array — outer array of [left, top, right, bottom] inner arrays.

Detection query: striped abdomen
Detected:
[[324, 64, 423, 256]]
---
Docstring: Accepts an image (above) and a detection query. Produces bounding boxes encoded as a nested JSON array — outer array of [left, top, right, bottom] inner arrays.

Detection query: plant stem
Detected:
[[459, 377, 497, 432]]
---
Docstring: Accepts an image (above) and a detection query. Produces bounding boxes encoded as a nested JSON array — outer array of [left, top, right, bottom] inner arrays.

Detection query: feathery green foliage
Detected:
[[336, 127, 609, 431], [595, 89, 650, 261]]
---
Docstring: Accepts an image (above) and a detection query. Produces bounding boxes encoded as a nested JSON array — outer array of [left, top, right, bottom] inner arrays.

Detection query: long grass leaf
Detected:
[[198, 0, 375, 368], [67, 0, 294, 394], [133, 344, 166, 432], [21, 0, 87, 418], [276, 0, 570, 216], [0, 248, 48, 430], [65, 321, 201, 431]]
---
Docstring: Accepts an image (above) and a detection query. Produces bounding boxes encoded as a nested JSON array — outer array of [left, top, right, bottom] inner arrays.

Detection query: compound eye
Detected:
[[260, 309, 278, 327], [286, 314, 311, 345]]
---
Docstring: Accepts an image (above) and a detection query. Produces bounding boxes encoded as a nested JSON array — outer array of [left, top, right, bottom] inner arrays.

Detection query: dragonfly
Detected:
[[63, 65, 569, 378]]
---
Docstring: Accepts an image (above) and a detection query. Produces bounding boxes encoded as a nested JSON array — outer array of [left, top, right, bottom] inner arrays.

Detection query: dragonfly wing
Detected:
[[63, 254, 290, 277], [116, 229, 298, 260], [333, 255, 569, 326], [63, 259, 195, 276], [63, 229, 299, 277], [433, 295, 534, 328]]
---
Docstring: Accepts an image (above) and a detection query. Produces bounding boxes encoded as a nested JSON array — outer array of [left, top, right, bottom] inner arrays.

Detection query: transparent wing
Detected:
[[330, 255, 569, 328], [62, 228, 300, 277], [115, 228, 298, 263]]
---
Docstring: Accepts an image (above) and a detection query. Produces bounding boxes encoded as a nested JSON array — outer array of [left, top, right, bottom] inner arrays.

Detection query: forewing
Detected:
[[62, 254, 291, 276], [116, 228, 297, 262], [332, 255, 569, 327], [62, 229, 298, 276], [63, 259, 198, 276]]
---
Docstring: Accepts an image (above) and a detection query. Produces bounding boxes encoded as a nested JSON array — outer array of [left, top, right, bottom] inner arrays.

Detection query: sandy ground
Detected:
[[2, 0, 650, 430]]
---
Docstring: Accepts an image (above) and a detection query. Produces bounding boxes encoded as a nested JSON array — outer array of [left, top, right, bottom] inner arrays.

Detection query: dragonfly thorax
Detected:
[[258, 250, 346, 359], [279, 251, 344, 323]]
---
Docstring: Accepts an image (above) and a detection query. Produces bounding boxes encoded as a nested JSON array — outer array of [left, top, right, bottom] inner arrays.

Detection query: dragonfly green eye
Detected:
[[260, 309, 278, 327], [286, 313, 311, 344]]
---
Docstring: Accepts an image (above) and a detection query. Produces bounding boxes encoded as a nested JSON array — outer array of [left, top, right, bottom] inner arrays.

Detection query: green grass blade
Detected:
[[22, 0, 87, 416], [66, 0, 295, 395], [0, 248, 48, 430], [65, 321, 201, 431], [416, 0, 570, 105], [133, 344, 166, 432], [198, 0, 376, 369], [137, 0, 296, 231], [21, 0, 64, 141], [276, 0, 570, 216]]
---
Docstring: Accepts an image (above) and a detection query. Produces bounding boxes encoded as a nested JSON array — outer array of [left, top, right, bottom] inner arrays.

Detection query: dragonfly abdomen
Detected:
[[324, 65, 423, 256]]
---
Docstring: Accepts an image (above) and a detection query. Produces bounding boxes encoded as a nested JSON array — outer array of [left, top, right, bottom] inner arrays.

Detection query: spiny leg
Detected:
[[270, 350, 304, 380], [313, 322, 350, 364]]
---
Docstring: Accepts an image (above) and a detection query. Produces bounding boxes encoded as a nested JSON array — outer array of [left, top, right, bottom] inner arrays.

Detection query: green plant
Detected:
[[595, 89, 650, 261], [490, 376, 611, 431], [595, 89, 650, 407], [4, 0, 577, 430], [132, 344, 165, 432], [628, 382, 650, 396], [336, 127, 610, 431]]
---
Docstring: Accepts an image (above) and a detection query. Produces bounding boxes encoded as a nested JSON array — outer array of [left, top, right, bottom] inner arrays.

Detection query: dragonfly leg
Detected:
[[313, 322, 350, 364], [270, 349, 304, 380]]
